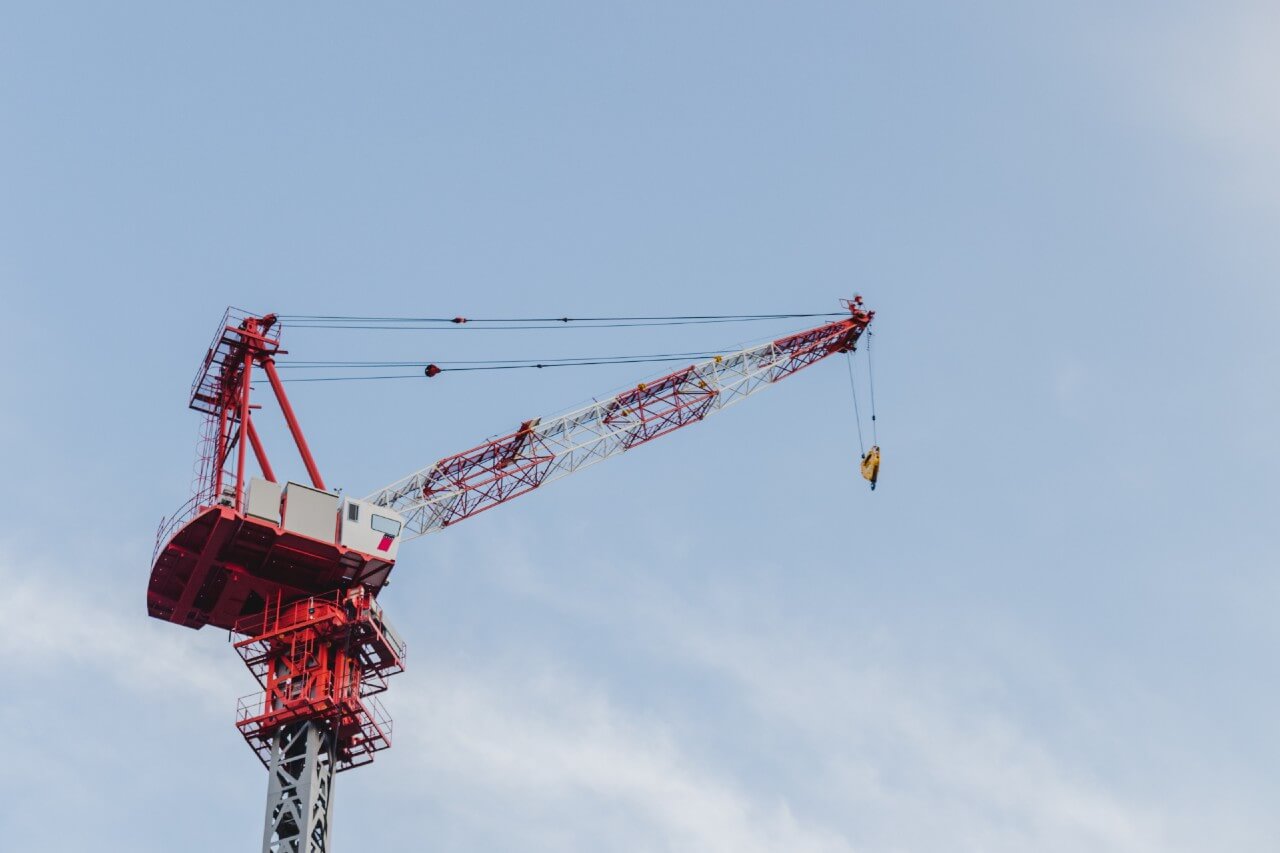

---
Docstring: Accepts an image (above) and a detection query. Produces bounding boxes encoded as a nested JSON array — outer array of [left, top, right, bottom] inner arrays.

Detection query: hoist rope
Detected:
[[277, 353, 728, 382], [846, 352, 866, 457], [278, 311, 840, 326], [279, 374, 438, 383], [278, 317, 839, 332], [275, 350, 721, 370], [866, 331, 878, 445], [267, 310, 871, 390], [437, 355, 713, 372]]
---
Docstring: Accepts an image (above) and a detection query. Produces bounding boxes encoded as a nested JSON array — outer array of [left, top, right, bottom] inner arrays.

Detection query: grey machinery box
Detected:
[[281, 481, 340, 542]]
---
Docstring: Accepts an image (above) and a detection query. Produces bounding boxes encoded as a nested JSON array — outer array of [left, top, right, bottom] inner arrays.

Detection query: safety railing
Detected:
[[151, 495, 205, 563]]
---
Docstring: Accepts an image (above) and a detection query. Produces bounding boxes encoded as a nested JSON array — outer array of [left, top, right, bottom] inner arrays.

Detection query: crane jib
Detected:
[[366, 305, 873, 539]]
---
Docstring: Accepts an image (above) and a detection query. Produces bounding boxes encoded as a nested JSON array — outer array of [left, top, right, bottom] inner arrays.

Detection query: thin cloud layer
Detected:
[[350, 540, 1216, 853], [1110, 3, 1280, 215]]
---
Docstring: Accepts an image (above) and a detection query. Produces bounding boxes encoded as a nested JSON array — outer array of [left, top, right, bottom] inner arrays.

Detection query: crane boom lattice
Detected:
[[365, 304, 873, 538]]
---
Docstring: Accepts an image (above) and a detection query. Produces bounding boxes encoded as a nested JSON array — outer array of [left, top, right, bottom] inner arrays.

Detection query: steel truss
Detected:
[[365, 301, 874, 538], [262, 721, 336, 853], [234, 590, 405, 773]]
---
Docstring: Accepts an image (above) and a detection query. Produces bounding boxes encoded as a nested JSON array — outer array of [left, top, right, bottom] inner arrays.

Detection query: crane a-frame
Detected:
[[147, 298, 874, 852]]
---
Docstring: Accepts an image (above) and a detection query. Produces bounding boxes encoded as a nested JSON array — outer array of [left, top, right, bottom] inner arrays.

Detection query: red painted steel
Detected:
[[245, 417, 276, 484], [234, 319, 256, 511], [151, 312, 405, 772], [234, 588, 405, 772], [188, 312, 283, 507], [150, 312, 376, 633], [262, 358, 326, 491], [148, 505, 396, 630], [416, 420, 557, 524]]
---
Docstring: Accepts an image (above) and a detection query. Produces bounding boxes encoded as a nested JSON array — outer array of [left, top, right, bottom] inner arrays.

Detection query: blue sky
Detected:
[[2, 3, 1278, 851]]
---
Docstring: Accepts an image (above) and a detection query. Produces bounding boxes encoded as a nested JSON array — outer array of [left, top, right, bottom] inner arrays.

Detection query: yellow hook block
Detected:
[[860, 446, 880, 491]]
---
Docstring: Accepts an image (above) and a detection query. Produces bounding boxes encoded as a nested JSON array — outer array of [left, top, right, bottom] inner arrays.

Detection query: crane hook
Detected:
[[860, 446, 880, 491]]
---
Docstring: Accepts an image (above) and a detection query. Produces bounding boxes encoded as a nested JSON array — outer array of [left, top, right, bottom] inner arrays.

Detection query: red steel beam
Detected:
[[260, 357, 326, 491], [246, 415, 277, 483], [234, 319, 256, 512]]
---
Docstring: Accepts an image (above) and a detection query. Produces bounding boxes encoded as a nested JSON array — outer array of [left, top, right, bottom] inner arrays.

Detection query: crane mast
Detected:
[[146, 297, 873, 853], [367, 299, 874, 537]]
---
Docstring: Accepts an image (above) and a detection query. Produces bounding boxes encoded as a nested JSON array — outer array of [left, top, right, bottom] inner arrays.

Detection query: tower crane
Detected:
[[147, 297, 874, 852]]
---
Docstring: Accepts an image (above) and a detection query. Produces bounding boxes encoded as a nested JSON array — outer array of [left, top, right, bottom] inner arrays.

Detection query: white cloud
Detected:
[[393, 665, 854, 853], [370, 547, 1182, 853], [668, 625, 1167, 853], [378, 629, 1175, 852], [0, 544, 240, 703], [1115, 2, 1280, 212], [3, 539, 1270, 852], [382, 533, 1280, 853]]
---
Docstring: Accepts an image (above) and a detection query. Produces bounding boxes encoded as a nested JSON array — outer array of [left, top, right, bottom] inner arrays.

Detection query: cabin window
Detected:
[[347, 503, 360, 522], [371, 514, 401, 538]]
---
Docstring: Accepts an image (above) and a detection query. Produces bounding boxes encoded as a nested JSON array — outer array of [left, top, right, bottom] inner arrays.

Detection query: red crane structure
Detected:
[[148, 298, 874, 852]]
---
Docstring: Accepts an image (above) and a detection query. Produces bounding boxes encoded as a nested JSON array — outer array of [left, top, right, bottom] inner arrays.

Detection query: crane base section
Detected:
[[234, 590, 405, 772], [148, 505, 396, 631], [262, 720, 336, 853]]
